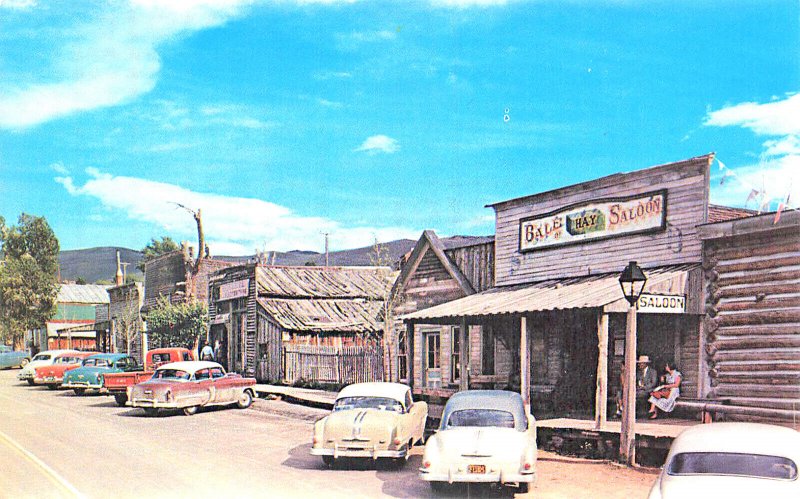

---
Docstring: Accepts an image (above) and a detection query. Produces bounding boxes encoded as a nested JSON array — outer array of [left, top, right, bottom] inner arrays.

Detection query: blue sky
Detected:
[[1, 0, 798, 255]]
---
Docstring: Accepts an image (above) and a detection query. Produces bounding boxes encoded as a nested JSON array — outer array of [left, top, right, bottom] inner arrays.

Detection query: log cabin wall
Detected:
[[700, 211, 800, 419], [491, 155, 713, 286]]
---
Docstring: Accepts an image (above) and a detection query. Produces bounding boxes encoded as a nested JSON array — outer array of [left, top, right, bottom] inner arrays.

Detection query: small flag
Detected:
[[717, 158, 727, 171], [774, 193, 791, 224], [745, 189, 759, 206]]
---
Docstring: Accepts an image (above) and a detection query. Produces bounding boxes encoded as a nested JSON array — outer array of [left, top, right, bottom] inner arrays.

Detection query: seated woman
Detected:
[[647, 360, 681, 419]]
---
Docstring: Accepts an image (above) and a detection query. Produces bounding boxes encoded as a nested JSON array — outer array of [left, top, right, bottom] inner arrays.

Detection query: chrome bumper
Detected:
[[311, 445, 406, 459], [419, 468, 535, 484]]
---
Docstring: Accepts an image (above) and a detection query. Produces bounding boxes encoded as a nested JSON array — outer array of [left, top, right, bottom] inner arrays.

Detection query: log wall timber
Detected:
[[491, 155, 712, 286], [700, 210, 800, 421]]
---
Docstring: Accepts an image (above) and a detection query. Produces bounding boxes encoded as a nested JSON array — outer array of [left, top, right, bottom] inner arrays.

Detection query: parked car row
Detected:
[[1, 345, 30, 370], [16, 348, 257, 418], [311, 383, 537, 494]]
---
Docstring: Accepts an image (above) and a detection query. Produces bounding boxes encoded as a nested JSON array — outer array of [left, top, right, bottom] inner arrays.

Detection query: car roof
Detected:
[[85, 353, 130, 361], [669, 423, 800, 461], [336, 382, 411, 405], [37, 349, 77, 356], [441, 390, 529, 431], [55, 351, 94, 358], [156, 360, 222, 373]]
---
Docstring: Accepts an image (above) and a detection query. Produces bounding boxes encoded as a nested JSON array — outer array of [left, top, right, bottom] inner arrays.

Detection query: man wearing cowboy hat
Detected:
[[636, 355, 658, 401]]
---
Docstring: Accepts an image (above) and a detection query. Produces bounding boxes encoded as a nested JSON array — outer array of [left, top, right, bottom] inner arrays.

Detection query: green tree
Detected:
[[0, 214, 60, 348], [137, 236, 179, 272], [145, 297, 208, 351]]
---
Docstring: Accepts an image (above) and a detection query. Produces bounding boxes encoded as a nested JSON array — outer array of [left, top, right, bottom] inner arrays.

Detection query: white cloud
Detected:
[[55, 168, 419, 255], [312, 70, 352, 80], [318, 98, 344, 109], [354, 135, 399, 154], [0, 0, 37, 9], [429, 0, 512, 7], [705, 93, 800, 211], [704, 93, 800, 136]]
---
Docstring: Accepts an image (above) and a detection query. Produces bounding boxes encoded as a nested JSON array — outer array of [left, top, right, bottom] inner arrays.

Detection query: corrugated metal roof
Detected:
[[402, 264, 698, 320], [256, 266, 394, 300], [257, 297, 383, 333], [57, 284, 110, 304]]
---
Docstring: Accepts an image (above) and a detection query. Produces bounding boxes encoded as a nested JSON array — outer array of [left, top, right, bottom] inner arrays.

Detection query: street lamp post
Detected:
[[618, 261, 647, 466]]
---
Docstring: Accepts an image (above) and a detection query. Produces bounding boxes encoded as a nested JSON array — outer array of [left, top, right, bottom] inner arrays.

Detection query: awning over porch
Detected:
[[401, 264, 700, 322]]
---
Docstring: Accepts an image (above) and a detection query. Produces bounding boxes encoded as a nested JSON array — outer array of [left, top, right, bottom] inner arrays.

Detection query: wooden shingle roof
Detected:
[[255, 265, 394, 300], [256, 297, 383, 333]]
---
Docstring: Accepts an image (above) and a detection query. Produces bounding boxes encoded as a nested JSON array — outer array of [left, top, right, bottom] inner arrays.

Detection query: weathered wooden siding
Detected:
[[703, 214, 800, 418], [395, 249, 467, 316], [492, 155, 712, 286], [256, 313, 283, 382], [445, 242, 495, 293]]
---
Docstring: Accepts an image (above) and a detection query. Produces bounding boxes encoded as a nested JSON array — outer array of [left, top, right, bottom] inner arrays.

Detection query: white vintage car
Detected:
[[311, 382, 427, 466], [648, 422, 800, 499], [420, 390, 537, 493], [17, 349, 77, 385]]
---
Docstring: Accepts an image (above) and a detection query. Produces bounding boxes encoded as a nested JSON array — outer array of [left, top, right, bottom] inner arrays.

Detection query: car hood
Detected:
[[20, 359, 52, 376], [63, 366, 110, 380], [657, 474, 798, 498], [324, 409, 401, 441], [429, 427, 528, 460]]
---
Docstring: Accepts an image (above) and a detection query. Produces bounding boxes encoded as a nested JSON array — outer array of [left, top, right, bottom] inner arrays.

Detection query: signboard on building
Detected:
[[636, 293, 685, 314], [219, 279, 249, 301], [519, 190, 667, 251]]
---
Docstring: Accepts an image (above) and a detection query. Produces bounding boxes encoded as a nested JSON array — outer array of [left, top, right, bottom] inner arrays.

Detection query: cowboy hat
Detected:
[[636, 355, 650, 364]]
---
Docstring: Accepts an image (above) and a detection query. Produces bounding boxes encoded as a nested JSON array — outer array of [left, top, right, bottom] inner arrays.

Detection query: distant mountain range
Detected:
[[58, 235, 493, 284]]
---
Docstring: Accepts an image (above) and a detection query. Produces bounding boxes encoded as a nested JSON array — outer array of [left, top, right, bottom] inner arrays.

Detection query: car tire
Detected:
[[20, 358, 29, 367], [390, 457, 406, 469], [47, 384, 57, 390], [517, 482, 530, 494], [183, 406, 198, 416], [73, 388, 86, 396], [322, 455, 335, 467], [143, 408, 158, 417], [26, 379, 35, 386], [237, 390, 253, 409], [114, 394, 128, 407]]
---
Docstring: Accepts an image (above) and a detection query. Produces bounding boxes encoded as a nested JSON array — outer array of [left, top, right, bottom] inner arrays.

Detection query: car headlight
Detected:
[[96, 374, 104, 384]]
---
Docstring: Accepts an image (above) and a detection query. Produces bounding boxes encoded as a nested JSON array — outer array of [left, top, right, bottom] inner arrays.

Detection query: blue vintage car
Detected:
[[61, 353, 139, 395], [0, 345, 30, 369]]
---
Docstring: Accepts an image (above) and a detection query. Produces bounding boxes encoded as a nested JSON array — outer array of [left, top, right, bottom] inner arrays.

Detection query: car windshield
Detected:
[[54, 357, 75, 364], [668, 452, 798, 480], [152, 369, 190, 381], [33, 354, 51, 361], [446, 409, 516, 429], [333, 396, 404, 413]]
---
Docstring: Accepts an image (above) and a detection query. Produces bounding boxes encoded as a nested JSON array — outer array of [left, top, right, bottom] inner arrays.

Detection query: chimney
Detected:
[[115, 250, 123, 286]]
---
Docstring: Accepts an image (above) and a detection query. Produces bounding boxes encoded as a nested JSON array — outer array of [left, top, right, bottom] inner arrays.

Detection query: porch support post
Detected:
[[459, 317, 468, 391], [620, 305, 638, 465], [406, 321, 415, 389], [594, 312, 609, 429], [520, 315, 530, 409]]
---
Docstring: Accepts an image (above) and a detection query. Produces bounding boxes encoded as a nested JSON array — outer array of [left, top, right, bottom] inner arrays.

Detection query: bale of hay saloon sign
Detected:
[[519, 190, 667, 251]]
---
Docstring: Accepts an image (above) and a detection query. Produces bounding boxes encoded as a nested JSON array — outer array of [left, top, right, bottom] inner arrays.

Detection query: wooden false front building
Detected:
[[402, 154, 759, 421], [208, 264, 394, 384]]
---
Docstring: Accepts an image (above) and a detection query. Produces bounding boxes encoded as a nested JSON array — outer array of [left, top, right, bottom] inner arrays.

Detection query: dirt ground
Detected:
[[531, 451, 659, 499]]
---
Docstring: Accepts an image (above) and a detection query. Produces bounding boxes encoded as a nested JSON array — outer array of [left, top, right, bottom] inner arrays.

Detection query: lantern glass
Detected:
[[618, 261, 647, 306]]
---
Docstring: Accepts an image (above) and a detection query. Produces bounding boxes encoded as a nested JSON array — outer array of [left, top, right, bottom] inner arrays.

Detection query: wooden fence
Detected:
[[283, 344, 384, 385]]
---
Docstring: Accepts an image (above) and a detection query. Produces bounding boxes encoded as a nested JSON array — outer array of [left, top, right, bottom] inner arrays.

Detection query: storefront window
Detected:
[[451, 326, 461, 382], [397, 331, 408, 381], [482, 325, 495, 375]]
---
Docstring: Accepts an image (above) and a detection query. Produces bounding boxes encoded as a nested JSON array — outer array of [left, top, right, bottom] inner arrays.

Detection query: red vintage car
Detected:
[[34, 351, 96, 389], [103, 347, 194, 406], [128, 361, 256, 416]]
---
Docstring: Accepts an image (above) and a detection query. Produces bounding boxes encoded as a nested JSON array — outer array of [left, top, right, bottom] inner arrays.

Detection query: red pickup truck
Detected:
[[104, 347, 194, 406]]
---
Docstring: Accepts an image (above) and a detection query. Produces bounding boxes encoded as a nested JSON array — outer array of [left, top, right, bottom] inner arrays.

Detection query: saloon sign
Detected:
[[636, 293, 686, 314], [219, 279, 250, 301], [519, 190, 667, 251]]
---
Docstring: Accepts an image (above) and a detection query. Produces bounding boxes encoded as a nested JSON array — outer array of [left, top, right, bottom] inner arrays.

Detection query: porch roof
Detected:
[[401, 264, 698, 322]]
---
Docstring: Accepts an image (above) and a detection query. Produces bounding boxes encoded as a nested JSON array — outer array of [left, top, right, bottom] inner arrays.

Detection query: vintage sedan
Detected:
[[34, 351, 96, 389], [128, 361, 256, 416], [311, 382, 427, 466], [0, 345, 30, 370], [61, 353, 139, 395], [420, 390, 537, 493], [17, 349, 76, 384], [648, 422, 800, 499]]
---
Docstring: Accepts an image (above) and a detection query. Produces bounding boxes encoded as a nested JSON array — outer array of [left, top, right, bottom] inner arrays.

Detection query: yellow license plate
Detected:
[[468, 464, 486, 474]]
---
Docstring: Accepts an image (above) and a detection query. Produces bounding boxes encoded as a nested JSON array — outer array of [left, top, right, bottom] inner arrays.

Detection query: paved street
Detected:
[[0, 369, 656, 498]]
